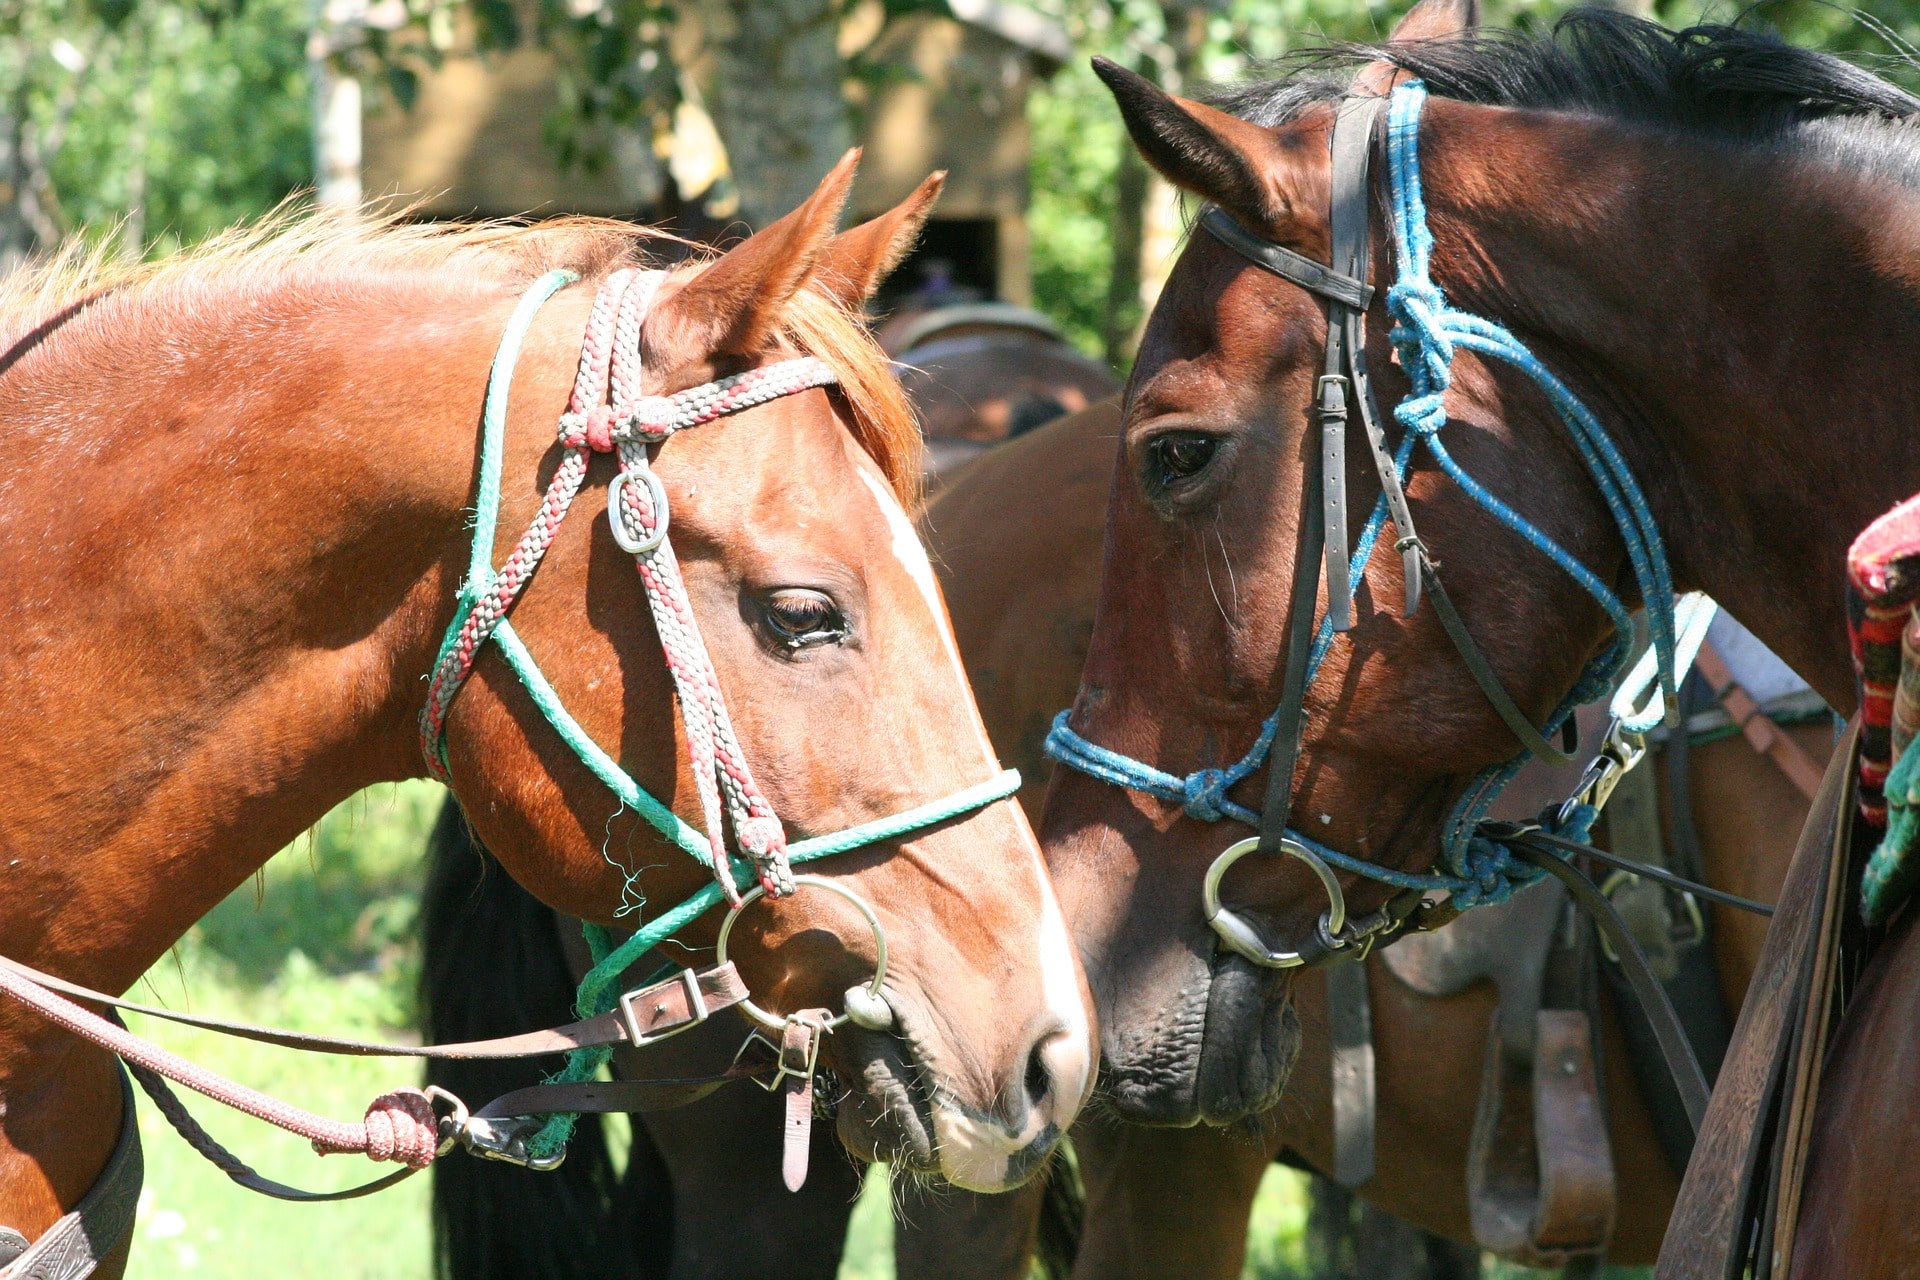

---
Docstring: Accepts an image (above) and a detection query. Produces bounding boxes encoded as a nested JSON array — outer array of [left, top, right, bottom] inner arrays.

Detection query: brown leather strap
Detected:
[[1326, 960, 1375, 1188], [0, 1068, 143, 1280], [472, 1066, 767, 1119], [1529, 1010, 1618, 1260], [1502, 839, 1709, 1128], [1693, 641, 1825, 800], [0, 955, 747, 1059], [1656, 721, 1858, 1280]]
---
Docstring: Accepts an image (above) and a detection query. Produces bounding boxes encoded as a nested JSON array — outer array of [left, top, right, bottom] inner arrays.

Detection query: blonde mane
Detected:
[[0, 204, 923, 500]]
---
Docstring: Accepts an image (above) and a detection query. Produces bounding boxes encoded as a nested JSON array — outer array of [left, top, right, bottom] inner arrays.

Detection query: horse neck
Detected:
[[0, 275, 571, 994], [1419, 101, 1920, 711]]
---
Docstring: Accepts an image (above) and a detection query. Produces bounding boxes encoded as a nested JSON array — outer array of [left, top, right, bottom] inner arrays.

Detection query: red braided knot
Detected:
[[321, 1088, 441, 1169]]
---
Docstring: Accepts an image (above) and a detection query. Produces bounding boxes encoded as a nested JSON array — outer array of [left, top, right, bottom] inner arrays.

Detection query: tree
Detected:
[[0, 0, 312, 268]]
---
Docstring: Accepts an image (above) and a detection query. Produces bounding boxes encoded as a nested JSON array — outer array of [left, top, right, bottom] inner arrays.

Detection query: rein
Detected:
[[0, 263, 1023, 1220]]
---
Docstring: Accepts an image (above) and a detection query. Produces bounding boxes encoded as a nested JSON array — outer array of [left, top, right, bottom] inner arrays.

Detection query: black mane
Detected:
[[1215, 8, 1920, 164]]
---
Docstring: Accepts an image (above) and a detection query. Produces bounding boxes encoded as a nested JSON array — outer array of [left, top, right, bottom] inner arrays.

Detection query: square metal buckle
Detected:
[[618, 967, 708, 1048]]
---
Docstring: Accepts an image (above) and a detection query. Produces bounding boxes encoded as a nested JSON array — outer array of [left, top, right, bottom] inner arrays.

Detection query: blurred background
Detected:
[[3, 0, 1907, 1274]]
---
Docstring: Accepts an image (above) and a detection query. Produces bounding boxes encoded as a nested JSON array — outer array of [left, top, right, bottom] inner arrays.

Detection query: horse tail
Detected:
[[1032, 1144, 1085, 1280], [421, 799, 667, 1279]]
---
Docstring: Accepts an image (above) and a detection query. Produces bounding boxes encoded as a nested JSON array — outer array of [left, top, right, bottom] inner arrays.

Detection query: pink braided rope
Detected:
[[0, 961, 439, 1168], [423, 266, 833, 899]]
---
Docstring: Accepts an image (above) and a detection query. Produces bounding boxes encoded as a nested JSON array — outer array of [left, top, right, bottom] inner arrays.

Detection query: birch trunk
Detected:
[[695, 0, 851, 230]]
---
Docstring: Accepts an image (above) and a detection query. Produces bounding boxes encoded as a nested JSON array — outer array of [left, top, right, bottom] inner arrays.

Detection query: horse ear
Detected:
[[1092, 57, 1299, 232], [1350, 0, 1479, 96], [645, 149, 861, 371], [812, 171, 946, 310]]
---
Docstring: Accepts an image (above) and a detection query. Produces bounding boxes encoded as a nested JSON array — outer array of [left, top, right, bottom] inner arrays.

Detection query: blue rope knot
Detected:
[[1449, 835, 1543, 910], [1183, 768, 1232, 822]]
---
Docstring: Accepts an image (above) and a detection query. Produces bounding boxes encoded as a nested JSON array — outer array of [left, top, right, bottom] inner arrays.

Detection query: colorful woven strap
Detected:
[[1846, 491, 1920, 923]]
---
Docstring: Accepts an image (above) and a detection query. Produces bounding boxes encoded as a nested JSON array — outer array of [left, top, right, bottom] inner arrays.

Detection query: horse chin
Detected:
[[1100, 952, 1299, 1126], [835, 1026, 939, 1174]]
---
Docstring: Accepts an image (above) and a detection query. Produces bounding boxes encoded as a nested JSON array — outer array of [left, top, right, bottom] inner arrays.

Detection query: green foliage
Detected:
[[12, 0, 313, 256]]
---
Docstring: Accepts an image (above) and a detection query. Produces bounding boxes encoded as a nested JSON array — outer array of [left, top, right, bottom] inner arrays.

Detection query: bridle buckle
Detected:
[[618, 967, 709, 1049]]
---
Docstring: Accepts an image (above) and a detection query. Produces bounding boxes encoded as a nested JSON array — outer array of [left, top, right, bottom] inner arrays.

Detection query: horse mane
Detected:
[[0, 204, 922, 501], [1216, 8, 1920, 185]]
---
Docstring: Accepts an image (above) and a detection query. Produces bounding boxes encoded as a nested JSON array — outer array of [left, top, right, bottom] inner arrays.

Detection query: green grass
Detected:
[[111, 782, 1647, 1278], [122, 782, 442, 1280]]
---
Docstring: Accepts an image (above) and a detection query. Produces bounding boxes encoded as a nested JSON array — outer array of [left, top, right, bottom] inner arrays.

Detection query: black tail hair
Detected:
[[420, 799, 672, 1279]]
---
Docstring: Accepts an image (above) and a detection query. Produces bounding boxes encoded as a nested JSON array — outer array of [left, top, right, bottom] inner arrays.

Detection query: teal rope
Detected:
[[437, 269, 1030, 1163], [425, 269, 580, 774], [524, 767, 1022, 1159], [1867, 746, 1920, 924], [493, 619, 713, 864]]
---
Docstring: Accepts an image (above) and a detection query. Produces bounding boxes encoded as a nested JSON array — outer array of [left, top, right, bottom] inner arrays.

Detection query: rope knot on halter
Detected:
[[623, 395, 680, 442], [307, 1088, 440, 1168], [1450, 837, 1540, 910], [1385, 278, 1453, 439], [1183, 768, 1234, 822]]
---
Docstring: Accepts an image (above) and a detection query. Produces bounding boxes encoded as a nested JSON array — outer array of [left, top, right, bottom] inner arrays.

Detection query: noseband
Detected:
[[1047, 81, 1685, 968]]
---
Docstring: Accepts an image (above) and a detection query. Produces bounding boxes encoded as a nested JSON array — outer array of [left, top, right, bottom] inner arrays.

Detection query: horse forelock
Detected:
[[0, 202, 922, 503]]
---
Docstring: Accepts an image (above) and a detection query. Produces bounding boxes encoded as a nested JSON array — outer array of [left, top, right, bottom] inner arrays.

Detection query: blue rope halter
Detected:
[[1047, 80, 1682, 911]]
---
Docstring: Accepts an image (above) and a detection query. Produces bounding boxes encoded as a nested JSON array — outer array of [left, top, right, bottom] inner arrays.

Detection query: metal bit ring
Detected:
[[714, 874, 890, 1032], [1203, 836, 1349, 969]]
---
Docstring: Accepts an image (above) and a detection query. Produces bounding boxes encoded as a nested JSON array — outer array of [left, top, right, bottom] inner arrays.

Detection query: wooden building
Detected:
[[358, 0, 1069, 304]]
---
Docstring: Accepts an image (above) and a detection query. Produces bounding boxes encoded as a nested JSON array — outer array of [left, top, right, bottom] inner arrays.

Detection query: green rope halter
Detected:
[[434, 269, 1022, 1159]]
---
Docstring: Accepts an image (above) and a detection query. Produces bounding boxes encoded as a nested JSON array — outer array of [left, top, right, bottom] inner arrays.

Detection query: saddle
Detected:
[[1363, 630, 1820, 1269]]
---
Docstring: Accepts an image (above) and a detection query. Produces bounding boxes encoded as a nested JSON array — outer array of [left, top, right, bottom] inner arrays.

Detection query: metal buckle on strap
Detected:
[[1318, 373, 1350, 419], [618, 968, 709, 1048]]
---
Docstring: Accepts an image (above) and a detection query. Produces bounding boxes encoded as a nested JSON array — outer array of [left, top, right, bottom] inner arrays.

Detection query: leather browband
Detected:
[[1200, 208, 1374, 311]]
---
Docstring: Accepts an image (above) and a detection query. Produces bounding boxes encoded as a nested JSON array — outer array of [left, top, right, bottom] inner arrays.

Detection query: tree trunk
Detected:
[[695, 0, 851, 230]]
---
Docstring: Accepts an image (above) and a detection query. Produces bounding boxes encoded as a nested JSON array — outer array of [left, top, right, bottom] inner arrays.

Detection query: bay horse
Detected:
[[903, 398, 1823, 1277], [1034, 3, 1920, 1275], [874, 298, 1120, 477], [0, 154, 1093, 1274]]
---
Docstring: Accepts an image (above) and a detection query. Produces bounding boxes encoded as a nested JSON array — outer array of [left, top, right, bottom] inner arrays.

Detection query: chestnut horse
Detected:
[[0, 156, 1093, 1273], [1039, 3, 1920, 1275]]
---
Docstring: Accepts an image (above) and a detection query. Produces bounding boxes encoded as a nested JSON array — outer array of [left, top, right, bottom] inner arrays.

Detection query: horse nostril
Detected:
[[1025, 1040, 1052, 1108]]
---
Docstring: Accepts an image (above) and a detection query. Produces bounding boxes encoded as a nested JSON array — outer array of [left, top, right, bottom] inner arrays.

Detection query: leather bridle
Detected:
[[1047, 81, 1772, 1130]]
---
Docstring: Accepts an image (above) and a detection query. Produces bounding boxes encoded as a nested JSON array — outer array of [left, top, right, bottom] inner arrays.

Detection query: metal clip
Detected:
[[441, 1106, 567, 1172], [1556, 719, 1647, 829], [618, 968, 707, 1048]]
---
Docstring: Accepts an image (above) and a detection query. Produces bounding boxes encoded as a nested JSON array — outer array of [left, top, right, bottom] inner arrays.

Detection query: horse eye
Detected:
[[1149, 433, 1219, 485], [762, 589, 846, 648]]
